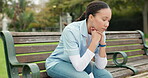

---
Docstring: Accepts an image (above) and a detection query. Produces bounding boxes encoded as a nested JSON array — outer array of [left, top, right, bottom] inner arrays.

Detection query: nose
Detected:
[[105, 22, 109, 27]]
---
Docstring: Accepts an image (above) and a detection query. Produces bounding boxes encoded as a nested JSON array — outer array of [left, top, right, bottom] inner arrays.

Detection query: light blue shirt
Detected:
[[45, 19, 106, 70]]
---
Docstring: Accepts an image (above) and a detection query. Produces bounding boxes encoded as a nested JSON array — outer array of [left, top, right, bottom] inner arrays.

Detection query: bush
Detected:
[[108, 11, 143, 31]]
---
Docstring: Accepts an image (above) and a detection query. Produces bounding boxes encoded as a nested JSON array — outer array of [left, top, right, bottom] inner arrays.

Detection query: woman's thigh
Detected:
[[47, 61, 90, 78]]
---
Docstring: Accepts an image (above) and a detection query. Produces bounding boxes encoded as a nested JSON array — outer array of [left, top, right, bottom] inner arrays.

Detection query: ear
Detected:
[[88, 14, 94, 21]]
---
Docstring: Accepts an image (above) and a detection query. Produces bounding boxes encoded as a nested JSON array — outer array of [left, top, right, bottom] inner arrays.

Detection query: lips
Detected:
[[102, 28, 106, 31]]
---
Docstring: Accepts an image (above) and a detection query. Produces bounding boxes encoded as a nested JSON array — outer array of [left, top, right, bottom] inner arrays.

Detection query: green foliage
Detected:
[[103, 0, 144, 11], [47, 0, 145, 22], [4, 0, 36, 32], [28, 7, 60, 32], [102, 0, 144, 31], [108, 11, 143, 31], [145, 34, 148, 38], [47, 0, 92, 21], [0, 0, 3, 13]]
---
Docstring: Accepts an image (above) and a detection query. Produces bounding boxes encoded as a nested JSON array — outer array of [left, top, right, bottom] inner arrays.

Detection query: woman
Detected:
[[46, 1, 112, 78]]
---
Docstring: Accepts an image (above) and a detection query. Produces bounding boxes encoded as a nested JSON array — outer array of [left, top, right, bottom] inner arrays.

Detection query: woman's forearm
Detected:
[[88, 40, 98, 53], [99, 47, 107, 58]]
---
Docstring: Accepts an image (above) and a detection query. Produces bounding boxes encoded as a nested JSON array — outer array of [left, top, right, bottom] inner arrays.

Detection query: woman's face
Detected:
[[90, 8, 112, 32]]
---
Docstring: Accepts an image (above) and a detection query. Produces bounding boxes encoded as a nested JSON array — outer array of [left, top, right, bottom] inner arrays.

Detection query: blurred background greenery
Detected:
[[0, 0, 147, 33], [0, 0, 148, 77]]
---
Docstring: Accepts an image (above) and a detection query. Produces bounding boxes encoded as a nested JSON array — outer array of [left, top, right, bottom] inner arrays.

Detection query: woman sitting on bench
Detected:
[[45, 1, 112, 78]]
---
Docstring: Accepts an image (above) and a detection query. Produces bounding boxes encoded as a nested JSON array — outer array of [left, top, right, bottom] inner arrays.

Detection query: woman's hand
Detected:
[[91, 27, 101, 44], [91, 27, 105, 45], [88, 27, 106, 53], [96, 31, 106, 45]]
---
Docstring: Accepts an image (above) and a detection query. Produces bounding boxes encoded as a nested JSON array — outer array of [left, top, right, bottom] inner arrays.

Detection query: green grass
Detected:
[[0, 39, 8, 78]]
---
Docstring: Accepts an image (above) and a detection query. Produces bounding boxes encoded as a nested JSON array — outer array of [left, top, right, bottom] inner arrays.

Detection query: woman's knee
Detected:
[[46, 62, 90, 78], [72, 72, 90, 78], [102, 70, 113, 78]]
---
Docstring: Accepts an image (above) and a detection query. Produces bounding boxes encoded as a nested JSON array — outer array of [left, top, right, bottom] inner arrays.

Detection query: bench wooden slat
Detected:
[[20, 57, 147, 73], [108, 63, 148, 78], [17, 53, 51, 63], [106, 45, 143, 52], [106, 34, 141, 39], [11, 32, 61, 36], [108, 55, 148, 65], [135, 64, 148, 74], [106, 39, 142, 46], [105, 31, 138, 34], [19, 72, 50, 78], [112, 69, 133, 78], [126, 50, 145, 56], [15, 44, 57, 54], [20, 62, 148, 78], [13, 36, 60, 44], [40, 72, 50, 78], [15, 44, 143, 54], [18, 63, 46, 74], [107, 58, 148, 73], [127, 55, 148, 62], [21, 51, 145, 71], [127, 58, 148, 66], [107, 50, 145, 59], [37, 63, 46, 70]]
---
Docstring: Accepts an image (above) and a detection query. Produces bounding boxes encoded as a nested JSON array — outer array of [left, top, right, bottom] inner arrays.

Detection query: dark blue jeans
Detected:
[[47, 61, 113, 78]]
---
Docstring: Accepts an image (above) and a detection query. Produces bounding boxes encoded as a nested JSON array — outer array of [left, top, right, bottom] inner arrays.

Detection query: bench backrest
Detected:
[[1, 30, 147, 78], [106, 31, 147, 65]]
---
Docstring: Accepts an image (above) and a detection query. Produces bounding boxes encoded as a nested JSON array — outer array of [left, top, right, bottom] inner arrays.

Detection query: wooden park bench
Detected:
[[0, 30, 148, 78]]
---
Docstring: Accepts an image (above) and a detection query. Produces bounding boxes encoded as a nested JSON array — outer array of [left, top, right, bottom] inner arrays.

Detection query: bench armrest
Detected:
[[106, 51, 138, 75], [137, 30, 148, 55], [107, 51, 128, 67], [12, 62, 40, 78]]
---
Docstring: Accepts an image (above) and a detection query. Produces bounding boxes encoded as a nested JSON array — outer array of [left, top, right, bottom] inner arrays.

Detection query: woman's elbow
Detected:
[[95, 61, 107, 69]]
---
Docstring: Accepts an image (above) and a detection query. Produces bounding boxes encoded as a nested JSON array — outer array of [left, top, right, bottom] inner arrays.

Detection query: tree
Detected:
[[103, 0, 148, 34], [47, 0, 148, 33], [4, 0, 36, 31], [47, 0, 92, 21], [143, 0, 148, 34], [0, 0, 3, 13], [28, 7, 60, 31]]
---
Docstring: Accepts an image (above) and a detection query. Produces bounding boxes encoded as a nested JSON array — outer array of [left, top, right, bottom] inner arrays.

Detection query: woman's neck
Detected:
[[86, 19, 92, 35]]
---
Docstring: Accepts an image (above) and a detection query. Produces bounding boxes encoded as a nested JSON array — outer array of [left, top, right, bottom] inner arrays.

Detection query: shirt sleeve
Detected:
[[69, 49, 95, 72], [62, 27, 80, 56], [62, 27, 95, 72], [95, 54, 107, 69]]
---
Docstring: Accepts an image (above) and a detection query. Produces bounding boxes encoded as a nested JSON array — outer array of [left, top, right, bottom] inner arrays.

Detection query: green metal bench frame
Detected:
[[106, 30, 148, 75], [0, 31, 40, 78]]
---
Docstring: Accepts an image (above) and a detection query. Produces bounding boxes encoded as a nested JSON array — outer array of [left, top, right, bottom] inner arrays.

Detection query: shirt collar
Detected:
[[80, 19, 88, 37]]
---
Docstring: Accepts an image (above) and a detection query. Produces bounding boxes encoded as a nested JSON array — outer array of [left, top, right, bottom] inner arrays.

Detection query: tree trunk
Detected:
[[143, 0, 148, 34]]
